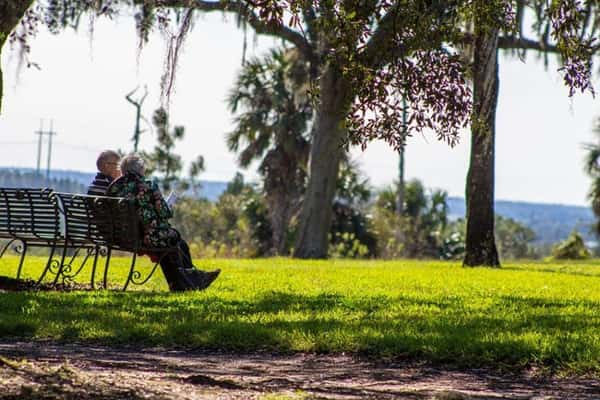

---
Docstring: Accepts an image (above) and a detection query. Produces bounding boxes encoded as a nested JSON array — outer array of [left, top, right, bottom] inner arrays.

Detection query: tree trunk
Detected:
[[267, 190, 294, 256], [293, 64, 350, 259], [270, 212, 287, 255], [0, 35, 5, 115], [0, 0, 34, 115], [463, 24, 501, 267]]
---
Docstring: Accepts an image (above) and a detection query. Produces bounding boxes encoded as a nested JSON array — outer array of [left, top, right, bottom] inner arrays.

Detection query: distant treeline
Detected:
[[0, 169, 86, 194], [0, 167, 228, 202], [446, 197, 595, 246], [0, 167, 595, 249]]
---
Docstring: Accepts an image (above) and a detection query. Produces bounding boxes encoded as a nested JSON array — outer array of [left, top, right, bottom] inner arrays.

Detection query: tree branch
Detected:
[[359, 3, 451, 70], [357, 3, 401, 69], [498, 36, 559, 53], [158, 0, 315, 60], [459, 32, 600, 55], [302, 3, 318, 46], [457, 32, 557, 53]]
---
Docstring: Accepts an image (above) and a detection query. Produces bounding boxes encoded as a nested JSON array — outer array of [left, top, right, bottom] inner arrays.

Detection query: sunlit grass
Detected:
[[1, 255, 600, 374]]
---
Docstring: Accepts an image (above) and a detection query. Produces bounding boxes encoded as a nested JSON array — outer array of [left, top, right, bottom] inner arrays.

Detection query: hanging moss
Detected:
[[0, 0, 35, 115]]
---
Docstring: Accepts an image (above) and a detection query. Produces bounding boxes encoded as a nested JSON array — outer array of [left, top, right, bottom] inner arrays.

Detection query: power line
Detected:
[[53, 141, 105, 153], [0, 141, 37, 145], [34, 119, 57, 178], [0, 140, 105, 153]]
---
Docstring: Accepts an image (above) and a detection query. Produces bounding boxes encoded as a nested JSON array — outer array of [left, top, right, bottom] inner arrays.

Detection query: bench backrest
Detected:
[[53, 192, 141, 250], [0, 188, 59, 242]]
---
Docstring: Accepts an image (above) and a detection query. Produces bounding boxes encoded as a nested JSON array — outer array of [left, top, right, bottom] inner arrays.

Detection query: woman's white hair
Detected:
[[120, 153, 145, 176]]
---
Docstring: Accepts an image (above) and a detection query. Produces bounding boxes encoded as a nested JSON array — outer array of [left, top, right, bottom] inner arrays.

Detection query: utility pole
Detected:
[[397, 146, 405, 214], [396, 97, 407, 216], [35, 120, 43, 173], [395, 97, 408, 251], [46, 120, 56, 179], [34, 119, 57, 179]]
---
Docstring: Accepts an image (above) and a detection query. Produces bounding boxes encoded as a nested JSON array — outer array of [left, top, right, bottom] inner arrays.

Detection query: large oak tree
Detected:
[[464, 0, 599, 267]]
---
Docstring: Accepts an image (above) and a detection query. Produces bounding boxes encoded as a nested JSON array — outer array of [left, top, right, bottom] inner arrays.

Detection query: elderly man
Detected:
[[106, 153, 220, 291], [88, 150, 121, 195]]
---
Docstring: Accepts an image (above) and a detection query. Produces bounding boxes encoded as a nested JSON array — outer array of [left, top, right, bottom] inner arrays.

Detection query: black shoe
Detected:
[[191, 269, 221, 290], [175, 268, 220, 291], [170, 272, 194, 292]]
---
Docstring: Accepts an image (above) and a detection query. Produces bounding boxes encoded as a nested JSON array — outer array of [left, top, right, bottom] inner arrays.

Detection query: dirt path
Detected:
[[0, 341, 599, 399]]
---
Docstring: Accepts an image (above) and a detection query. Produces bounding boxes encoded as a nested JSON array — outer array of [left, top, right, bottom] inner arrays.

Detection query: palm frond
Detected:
[[583, 143, 600, 175]]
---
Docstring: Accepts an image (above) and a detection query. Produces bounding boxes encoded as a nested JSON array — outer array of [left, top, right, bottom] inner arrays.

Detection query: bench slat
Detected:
[[54, 192, 141, 252]]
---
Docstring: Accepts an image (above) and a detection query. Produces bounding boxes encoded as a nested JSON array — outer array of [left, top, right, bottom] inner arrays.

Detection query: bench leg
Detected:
[[0, 239, 27, 280], [123, 253, 138, 291], [0, 239, 26, 279], [52, 245, 69, 285], [102, 248, 112, 289], [90, 247, 100, 289], [37, 245, 57, 284], [59, 247, 94, 285], [0, 239, 16, 259], [15, 242, 28, 280]]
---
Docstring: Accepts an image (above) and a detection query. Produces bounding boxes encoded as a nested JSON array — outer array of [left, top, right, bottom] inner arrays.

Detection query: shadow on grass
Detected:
[[0, 290, 599, 372]]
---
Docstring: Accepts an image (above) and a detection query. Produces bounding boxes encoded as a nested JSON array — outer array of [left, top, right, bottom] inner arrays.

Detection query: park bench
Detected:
[[0, 188, 175, 290]]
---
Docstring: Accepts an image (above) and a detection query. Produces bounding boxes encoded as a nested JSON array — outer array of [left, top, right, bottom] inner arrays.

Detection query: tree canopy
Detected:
[[5, 1, 595, 143]]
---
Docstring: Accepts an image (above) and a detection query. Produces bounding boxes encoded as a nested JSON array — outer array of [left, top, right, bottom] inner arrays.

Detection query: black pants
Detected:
[[158, 240, 195, 289]]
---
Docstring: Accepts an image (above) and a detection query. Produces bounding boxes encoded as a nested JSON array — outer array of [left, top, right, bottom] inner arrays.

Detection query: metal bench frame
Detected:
[[0, 188, 179, 290]]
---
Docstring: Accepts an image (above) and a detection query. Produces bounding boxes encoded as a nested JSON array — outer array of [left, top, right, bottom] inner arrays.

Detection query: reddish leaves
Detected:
[[347, 50, 471, 151]]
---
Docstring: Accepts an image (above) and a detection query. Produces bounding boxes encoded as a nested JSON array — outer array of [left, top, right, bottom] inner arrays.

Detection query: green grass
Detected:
[[1, 256, 600, 375]]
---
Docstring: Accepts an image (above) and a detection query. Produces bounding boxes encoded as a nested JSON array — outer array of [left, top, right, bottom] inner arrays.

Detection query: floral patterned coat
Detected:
[[107, 173, 179, 248]]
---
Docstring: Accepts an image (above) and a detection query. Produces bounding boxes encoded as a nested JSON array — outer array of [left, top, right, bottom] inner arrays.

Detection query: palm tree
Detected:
[[375, 179, 449, 258], [227, 48, 312, 255]]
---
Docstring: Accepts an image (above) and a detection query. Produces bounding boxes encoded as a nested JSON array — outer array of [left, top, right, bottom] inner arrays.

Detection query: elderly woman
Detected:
[[107, 153, 220, 291]]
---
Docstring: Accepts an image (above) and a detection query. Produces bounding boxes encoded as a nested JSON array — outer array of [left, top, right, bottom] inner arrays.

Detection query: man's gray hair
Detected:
[[96, 150, 120, 172], [120, 153, 145, 176]]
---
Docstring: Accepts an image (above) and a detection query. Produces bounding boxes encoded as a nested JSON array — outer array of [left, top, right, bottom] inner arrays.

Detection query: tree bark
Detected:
[[0, 35, 4, 115], [293, 64, 350, 259], [0, 0, 33, 115], [268, 193, 294, 255], [463, 23, 501, 267]]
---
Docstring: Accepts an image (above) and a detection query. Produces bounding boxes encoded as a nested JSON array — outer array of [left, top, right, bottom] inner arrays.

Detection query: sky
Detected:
[[0, 12, 598, 206]]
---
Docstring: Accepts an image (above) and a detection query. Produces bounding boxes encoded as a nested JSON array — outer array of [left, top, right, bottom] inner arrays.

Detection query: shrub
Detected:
[[551, 231, 591, 260], [371, 180, 448, 259], [170, 186, 268, 258]]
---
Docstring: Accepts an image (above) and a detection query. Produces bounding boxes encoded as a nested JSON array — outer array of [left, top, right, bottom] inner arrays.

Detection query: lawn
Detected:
[[1, 256, 600, 375]]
